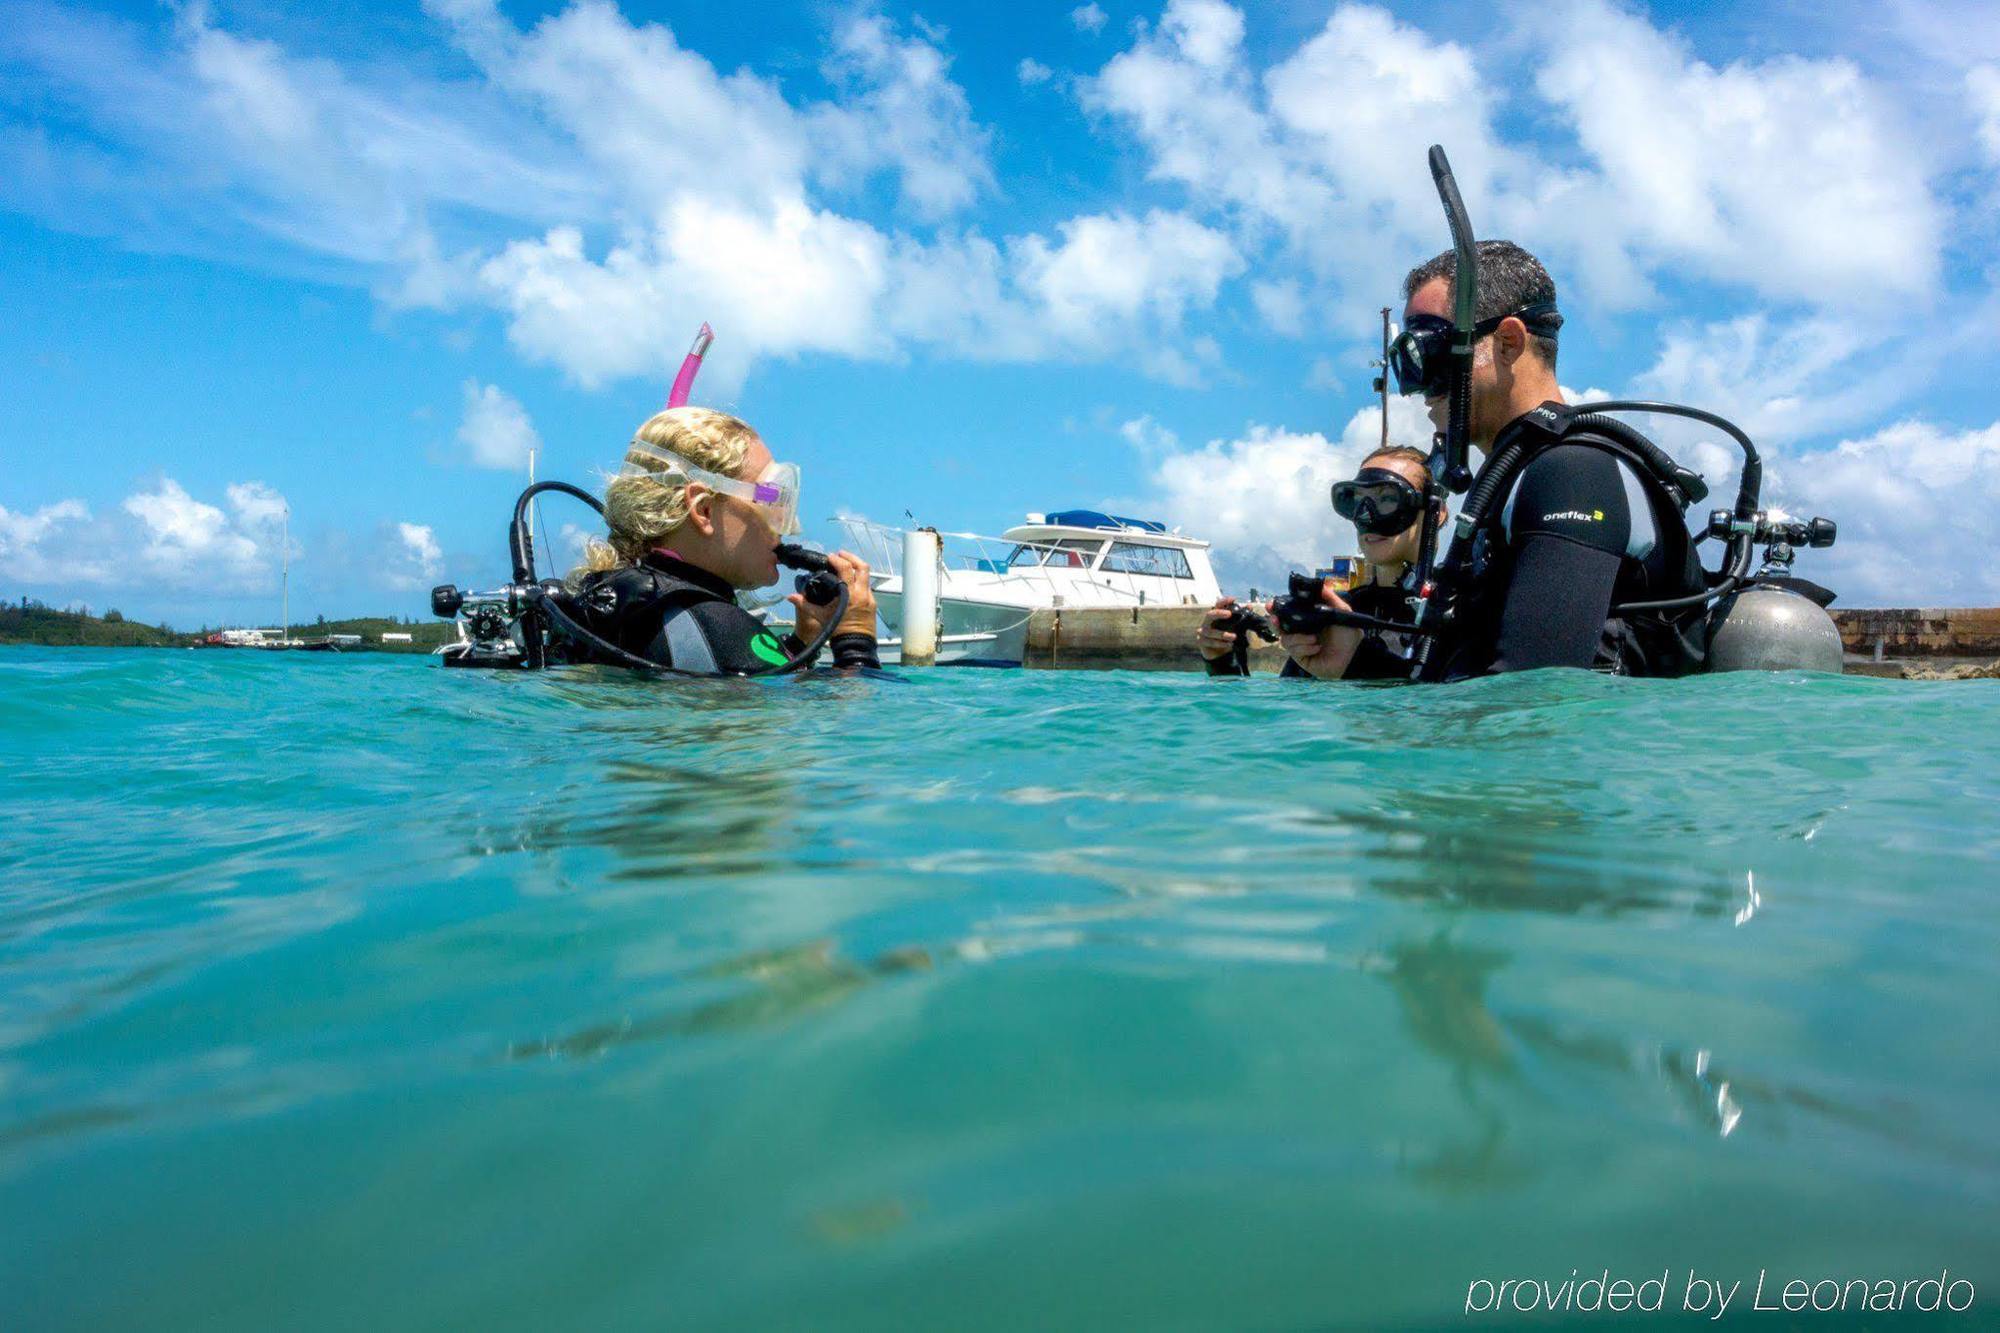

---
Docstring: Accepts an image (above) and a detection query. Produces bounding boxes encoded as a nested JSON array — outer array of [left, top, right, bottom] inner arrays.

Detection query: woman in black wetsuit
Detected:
[[569, 407, 880, 674], [1197, 445, 1438, 681]]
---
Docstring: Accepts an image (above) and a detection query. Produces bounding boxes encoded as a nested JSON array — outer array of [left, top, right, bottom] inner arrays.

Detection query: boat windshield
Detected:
[[1102, 542, 1194, 578], [1005, 539, 1101, 570]]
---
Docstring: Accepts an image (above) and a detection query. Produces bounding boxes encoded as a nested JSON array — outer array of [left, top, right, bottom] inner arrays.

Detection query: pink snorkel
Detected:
[[666, 322, 714, 408]]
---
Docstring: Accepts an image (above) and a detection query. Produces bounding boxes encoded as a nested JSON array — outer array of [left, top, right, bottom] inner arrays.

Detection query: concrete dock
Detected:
[[1021, 604, 2000, 675]]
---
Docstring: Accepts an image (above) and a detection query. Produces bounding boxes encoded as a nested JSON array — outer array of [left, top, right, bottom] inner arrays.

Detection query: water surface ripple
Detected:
[[2, 647, 1996, 1328]]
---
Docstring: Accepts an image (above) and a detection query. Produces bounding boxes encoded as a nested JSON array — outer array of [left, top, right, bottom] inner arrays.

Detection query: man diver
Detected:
[[1384, 241, 1707, 678], [569, 406, 881, 673]]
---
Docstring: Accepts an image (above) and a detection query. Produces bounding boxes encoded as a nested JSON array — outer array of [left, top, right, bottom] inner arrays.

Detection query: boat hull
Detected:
[[872, 591, 1031, 666]]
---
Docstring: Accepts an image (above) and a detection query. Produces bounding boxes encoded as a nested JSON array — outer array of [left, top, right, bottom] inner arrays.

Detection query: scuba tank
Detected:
[[1704, 516, 1842, 674]]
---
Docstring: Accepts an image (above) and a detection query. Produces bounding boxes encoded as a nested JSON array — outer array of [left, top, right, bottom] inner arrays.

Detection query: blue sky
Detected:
[[3, 0, 1999, 627]]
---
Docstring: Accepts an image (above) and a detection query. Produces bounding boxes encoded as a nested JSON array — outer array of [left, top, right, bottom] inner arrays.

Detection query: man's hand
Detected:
[[1196, 595, 1244, 661], [1279, 580, 1363, 680], [789, 550, 877, 642]]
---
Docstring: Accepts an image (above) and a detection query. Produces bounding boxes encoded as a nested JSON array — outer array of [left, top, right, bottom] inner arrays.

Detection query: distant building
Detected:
[[381, 632, 413, 644], [327, 634, 362, 647]]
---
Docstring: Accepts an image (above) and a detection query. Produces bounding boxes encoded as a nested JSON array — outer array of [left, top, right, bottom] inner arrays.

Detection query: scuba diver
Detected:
[[569, 407, 881, 673], [431, 403, 882, 676], [1391, 239, 1709, 678], [1198, 445, 1441, 680], [1254, 147, 1842, 682]]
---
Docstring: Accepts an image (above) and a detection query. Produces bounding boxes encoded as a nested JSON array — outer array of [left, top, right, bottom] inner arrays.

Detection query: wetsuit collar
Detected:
[[640, 550, 737, 600], [1490, 400, 1576, 454]]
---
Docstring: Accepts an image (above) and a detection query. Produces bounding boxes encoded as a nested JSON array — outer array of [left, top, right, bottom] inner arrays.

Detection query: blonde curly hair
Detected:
[[576, 407, 761, 577]]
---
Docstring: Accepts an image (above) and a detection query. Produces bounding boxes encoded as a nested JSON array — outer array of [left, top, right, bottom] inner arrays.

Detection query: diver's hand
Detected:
[[789, 550, 876, 642], [1278, 583, 1363, 680], [1197, 596, 1242, 661]]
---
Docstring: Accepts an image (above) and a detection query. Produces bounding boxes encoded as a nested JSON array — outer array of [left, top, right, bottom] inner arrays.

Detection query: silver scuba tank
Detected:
[[1708, 584, 1844, 674]]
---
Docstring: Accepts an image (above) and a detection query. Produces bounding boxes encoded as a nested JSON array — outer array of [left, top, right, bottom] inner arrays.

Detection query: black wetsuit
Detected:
[[1431, 404, 1707, 680], [1205, 576, 1416, 681], [573, 552, 879, 674]]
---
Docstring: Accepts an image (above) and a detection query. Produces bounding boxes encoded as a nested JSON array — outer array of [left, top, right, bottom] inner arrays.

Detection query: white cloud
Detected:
[[1527, 0, 1940, 309], [1971, 65, 2000, 163], [815, 14, 995, 220], [1161, 0, 1242, 69], [1015, 209, 1240, 342], [3, 482, 464, 607], [385, 522, 444, 590], [1071, 4, 1108, 35], [0, 499, 104, 584], [1084, 0, 1944, 317], [120, 478, 284, 590], [1772, 419, 2000, 606], [1017, 58, 1054, 87], [456, 380, 542, 469], [1250, 278, 1306, 336]]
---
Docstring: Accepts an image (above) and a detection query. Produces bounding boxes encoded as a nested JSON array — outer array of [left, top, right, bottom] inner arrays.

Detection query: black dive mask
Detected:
[[1388, 301, 1563, 399], [1332, 467, 1429, 536]]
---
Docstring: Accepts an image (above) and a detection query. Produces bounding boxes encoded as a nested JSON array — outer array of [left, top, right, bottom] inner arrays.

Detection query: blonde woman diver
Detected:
[[571, 407, 880, 673]]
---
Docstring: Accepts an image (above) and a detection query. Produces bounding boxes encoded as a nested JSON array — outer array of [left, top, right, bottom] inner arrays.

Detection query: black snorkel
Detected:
[[458, 480, 852, 677], [1404, 145, 1478, 673]]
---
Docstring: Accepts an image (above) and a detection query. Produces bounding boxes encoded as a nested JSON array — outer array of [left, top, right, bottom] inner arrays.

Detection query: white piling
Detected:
[[901, 527, 941, 667]]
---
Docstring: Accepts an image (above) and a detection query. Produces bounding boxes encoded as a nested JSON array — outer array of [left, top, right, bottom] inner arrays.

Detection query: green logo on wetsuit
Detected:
[[748, 629, 789, 665]]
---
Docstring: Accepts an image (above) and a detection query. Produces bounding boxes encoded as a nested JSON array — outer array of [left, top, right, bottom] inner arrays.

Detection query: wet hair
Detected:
[[1362, 444, 1432, 474], [1402, 239, 1559, 370], [575, 406, 760, 577]]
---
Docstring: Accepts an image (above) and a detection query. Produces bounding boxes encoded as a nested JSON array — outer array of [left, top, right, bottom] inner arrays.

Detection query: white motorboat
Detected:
[[838, 510, 1222, 666]]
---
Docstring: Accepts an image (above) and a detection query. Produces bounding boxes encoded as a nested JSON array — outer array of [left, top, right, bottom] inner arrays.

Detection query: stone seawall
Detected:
[[1832, 608, 2000, 660], [1024, 606, 1283, 672], [1021, 605, 2000, 672]]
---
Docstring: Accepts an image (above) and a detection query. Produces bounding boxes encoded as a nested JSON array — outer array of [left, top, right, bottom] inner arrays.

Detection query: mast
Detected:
[[281, 504, 290, 642], [1379, 307, 1391, 449]]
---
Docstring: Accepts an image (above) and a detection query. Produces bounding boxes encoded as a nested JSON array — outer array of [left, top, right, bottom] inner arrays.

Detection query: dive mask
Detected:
[[1332, 467, 1429, 536], [1388, 301, 1563, 399], [621, 440, 803, 537]]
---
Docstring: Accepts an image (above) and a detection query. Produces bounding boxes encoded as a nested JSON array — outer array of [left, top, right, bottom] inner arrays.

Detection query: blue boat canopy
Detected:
[[1041, 509, 1168, 533]]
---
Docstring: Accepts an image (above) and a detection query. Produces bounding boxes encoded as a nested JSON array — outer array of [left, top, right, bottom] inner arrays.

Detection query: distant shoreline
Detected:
[[1, 601, 452, 654]]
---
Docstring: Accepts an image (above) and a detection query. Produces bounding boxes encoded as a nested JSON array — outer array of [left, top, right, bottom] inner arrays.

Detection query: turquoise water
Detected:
[[2, 645, 1997, 1329]]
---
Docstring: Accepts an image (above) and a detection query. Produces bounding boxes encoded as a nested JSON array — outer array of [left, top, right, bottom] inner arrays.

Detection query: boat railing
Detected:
[[832, 518, 1202, 607]]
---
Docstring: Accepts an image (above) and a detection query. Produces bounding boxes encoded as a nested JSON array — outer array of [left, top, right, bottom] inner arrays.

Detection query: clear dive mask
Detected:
[[620, 439, 802, 537]]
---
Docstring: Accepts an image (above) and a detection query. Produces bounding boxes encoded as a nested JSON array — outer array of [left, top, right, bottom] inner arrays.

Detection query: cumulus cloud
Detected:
[[4, 0, 1970, 398], [118, 478, 287, 590], [384, 522, 444, 590], [1972, 65, 2000, 164], [1084, 0, 1943, 317], [1526, 0, 1940, 309], [456, 380, 542, 469], [0, 499, 104, 584], [1250, 278, 1307, 336], [2, 480, 464, 609], [1017, 58, 1054, 87], [1773, 419, 2000, 606]]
